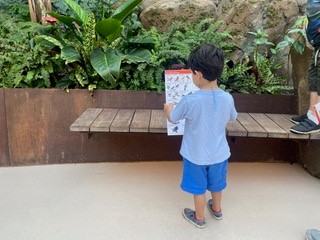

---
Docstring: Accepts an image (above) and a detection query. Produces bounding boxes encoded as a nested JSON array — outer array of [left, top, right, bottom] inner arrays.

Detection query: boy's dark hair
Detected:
[[187, 44, 224, 81]]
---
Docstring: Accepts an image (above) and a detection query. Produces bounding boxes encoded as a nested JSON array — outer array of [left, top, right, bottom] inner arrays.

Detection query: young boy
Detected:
[[164, 44, 237, 228]]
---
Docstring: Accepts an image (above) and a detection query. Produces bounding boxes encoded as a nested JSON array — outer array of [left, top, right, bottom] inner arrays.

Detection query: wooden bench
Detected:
[[70, 108, 320, 140]]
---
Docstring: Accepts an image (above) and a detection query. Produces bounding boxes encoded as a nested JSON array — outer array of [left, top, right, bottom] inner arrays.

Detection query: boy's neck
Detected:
[[199, 80, 219, 91]]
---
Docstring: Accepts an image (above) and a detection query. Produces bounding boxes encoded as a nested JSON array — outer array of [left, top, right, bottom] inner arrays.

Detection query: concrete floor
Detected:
[[0, 161, 319, 240]]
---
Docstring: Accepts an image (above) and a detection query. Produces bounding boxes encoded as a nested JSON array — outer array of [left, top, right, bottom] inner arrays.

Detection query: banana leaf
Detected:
[[127, 36, 155, 49], [122, 49, 151, 64], [64, 0, 88, 24], [95, 18, 121, 40], [111, 0, 142, 23], [48, 11, 83, 28], [90, 48, 121, 84]]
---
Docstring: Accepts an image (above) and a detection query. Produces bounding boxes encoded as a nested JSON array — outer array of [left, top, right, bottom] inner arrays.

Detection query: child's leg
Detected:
[[210, 191, 222, 212], [194, 194, 206, 221]]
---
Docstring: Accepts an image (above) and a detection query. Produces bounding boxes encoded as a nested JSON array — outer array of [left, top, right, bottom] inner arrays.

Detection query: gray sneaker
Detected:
[[306, 229, 320, 240], [291, 113, 308, 124], [207, 199, 223, 220], [182, 208, 206, 228], [290, 119, 320, 134]]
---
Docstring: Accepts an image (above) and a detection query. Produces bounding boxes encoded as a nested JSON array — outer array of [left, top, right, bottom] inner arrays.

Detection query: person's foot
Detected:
[[290, 113, 308, 124], [290, 119, 320, 134], [207, 199, 222, 220], [306, 229, 320, 240], [182, 208, 206, 228]]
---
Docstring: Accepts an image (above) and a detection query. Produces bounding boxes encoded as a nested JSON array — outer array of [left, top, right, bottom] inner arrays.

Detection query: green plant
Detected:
[[219, 57, 255, 93], [0, 12, 64, 88], [118, 18, 236, 92], [154, 18, 234, 69], [36, 0, 151, 90], [276, 17, 307, 55], [0, 0, 30, 21], [224, 28, 293, 94]]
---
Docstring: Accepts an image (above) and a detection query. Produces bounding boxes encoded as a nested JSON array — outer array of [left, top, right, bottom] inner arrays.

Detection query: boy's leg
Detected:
[[210, 191, 222, 212], [194, 194, 206, 221]]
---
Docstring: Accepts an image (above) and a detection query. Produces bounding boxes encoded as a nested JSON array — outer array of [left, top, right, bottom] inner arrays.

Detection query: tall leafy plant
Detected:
[[36, 0, 151, 90]]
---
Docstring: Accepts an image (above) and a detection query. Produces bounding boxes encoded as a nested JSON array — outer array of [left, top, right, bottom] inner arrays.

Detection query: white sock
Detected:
[[307, 110, 313, 119], [308, 109, 319, 125]]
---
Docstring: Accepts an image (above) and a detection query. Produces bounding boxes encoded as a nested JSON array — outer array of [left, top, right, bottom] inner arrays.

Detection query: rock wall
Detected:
[[140, 0, 217, 33], [141, 0, 305, 50]]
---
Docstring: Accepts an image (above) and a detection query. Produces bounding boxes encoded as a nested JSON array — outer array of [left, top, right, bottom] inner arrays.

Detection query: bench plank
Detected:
[[70, 108, 103, 132], [226, 120, 248, 137], [237, 113, 267, 138], [90, 109, 119, 132], [250, 113, 288, 138], [150, 110, 167, 133], [130, 109, 151, 133], [110, 109, 135, 132]]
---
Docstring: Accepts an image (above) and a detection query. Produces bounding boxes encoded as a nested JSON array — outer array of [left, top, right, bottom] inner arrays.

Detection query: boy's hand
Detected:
[[163, 103, 174, 123]]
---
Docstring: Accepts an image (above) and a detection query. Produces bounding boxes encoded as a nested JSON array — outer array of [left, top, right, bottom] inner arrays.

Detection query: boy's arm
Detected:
[[163, 103, 174, 123], [230, 97, 238, 121]]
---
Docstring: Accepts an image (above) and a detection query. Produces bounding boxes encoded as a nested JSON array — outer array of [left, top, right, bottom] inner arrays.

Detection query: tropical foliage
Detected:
[[0, 0, 307, 94]]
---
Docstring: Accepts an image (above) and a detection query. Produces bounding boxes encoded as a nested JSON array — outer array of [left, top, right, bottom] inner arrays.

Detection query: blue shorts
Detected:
[[180, 158, 228, 195]]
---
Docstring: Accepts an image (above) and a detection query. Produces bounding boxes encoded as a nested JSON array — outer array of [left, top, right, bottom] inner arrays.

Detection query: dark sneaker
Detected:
[[290, 119, 320, 134], [207, 199, 222, 220], [306, 229, 320, 240], [291, 113, 308, 124], [182, 208, 206, 228]]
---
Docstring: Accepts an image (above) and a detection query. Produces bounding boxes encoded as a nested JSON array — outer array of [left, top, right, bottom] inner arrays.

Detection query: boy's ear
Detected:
[[194, 70, 203, 79]]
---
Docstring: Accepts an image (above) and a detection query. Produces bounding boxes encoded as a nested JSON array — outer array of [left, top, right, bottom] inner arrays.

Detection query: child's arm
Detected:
[[163, 103, 174, 123]]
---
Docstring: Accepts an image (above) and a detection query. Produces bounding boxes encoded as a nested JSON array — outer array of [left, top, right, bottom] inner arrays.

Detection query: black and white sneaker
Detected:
[[290, 113, 308, 124], [290, 119, 320, 134]]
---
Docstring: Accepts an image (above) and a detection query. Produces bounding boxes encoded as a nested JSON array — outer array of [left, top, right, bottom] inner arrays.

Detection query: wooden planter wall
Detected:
[[0, 88, 302, 167]]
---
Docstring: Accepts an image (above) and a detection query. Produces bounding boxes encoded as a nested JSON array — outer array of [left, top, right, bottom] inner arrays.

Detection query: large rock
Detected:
[[218, 0, 300, 49], [141, 0, 303, 56], [140, 0, 217, 33]]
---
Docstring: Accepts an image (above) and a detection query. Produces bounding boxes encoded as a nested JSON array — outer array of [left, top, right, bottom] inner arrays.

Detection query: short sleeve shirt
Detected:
[[170, 89, 237, 165]]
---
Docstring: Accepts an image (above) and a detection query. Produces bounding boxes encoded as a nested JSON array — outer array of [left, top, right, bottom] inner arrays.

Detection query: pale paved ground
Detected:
[[0, 161, 320, 240]]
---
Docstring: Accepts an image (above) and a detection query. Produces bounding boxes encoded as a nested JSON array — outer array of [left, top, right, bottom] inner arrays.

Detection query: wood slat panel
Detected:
[[90, 109, 118, 132], [70, 108, 103, 132], [281, 114, 310, 139], [130, 109, 151, 133], [226, 120, 248, 137], [250, 113, 288, 138], [237, 113, 267, 138], [110, 109, 135, 132], [150, 110, 167, 133]]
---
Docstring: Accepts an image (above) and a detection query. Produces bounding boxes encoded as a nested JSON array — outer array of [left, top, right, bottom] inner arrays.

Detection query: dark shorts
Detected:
[[308, 49, 320, 95], [180, 158, 228, 195]]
